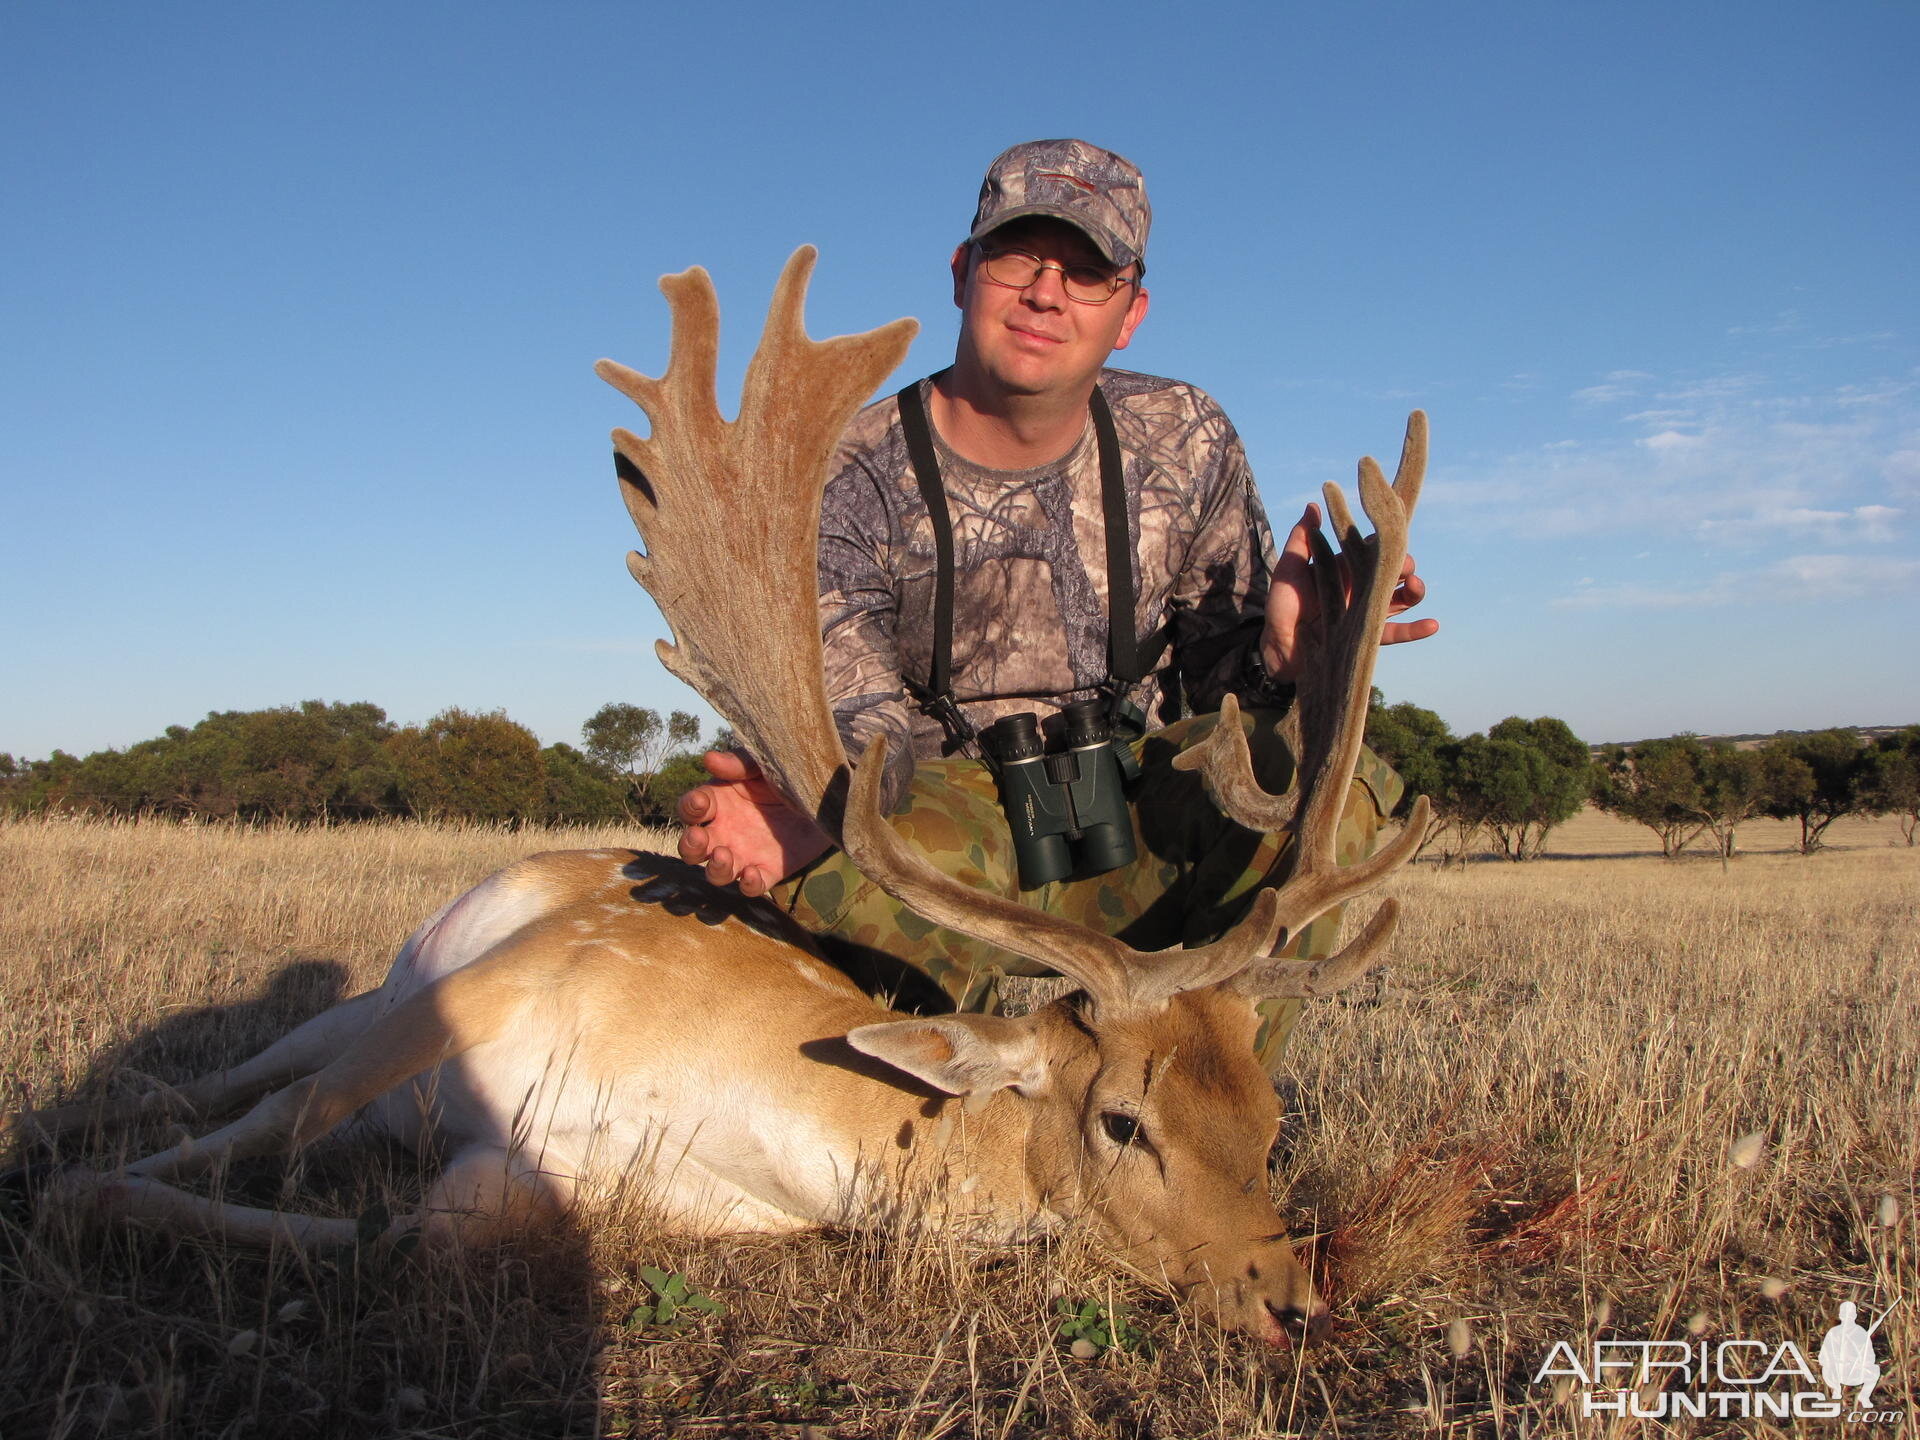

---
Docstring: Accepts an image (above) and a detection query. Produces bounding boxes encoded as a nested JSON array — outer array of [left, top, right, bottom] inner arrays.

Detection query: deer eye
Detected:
[[1101, 1111, 1144, 1147]]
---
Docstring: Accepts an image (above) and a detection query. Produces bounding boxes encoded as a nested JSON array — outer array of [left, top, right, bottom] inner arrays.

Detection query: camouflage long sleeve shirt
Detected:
[[820, 369, 1292, 812]]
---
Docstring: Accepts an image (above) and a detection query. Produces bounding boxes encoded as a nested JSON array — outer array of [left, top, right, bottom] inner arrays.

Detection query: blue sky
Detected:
[[3, 1, 1915, 760]]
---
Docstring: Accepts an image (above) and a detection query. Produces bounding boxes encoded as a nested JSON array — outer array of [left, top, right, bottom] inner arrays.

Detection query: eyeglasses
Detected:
[[976, 248, 1137, 304]]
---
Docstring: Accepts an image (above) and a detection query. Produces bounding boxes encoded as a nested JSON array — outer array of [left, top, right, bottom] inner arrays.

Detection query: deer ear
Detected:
[[846, 1015, 1048, 1099]]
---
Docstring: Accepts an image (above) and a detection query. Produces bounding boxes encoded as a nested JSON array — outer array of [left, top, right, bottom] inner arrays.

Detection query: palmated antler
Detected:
[[1171, 414, 1433, 998], [595, 249, 916, 819]]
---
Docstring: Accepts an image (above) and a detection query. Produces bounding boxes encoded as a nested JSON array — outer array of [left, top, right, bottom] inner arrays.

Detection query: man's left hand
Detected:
[[1261, 503, 1437, 683]]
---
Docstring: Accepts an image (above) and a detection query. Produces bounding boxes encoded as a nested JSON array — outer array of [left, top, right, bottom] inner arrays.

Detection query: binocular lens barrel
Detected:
[[1058, 697, 1112, 750], [980, 712, 1045, 763]]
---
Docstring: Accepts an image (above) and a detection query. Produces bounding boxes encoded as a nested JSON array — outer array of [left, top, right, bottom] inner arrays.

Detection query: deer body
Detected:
[[360, 846, 917, 1238], [194, 848, 1049, 1239], [24, 841, 1318, 1337]]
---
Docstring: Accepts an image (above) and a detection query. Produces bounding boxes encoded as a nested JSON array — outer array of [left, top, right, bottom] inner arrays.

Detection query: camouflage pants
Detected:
[[771, 708, 1402, 1069]]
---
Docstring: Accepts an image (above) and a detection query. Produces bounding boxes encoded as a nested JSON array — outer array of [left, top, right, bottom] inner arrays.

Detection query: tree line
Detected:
[[8, 696, 1912, 856], [1365, 697, 1919, 859], [0, 701, 724, 826], [1590, 726, 1919, 856], [1364, 701, 1592, 862]]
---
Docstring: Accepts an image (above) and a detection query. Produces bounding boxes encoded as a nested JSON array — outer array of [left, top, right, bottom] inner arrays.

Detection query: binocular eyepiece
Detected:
[[979, 699, 1140, 889]]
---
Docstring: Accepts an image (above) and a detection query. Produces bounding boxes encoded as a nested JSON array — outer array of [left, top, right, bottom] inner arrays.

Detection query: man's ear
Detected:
[[950, 242, 973, 309], [1111, 285, 1149, 351], [847, 1013, 1048, 1098]]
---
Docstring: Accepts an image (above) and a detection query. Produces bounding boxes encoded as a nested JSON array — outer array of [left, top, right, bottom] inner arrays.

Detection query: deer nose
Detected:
[[1267, 1301, 1333, 1345]]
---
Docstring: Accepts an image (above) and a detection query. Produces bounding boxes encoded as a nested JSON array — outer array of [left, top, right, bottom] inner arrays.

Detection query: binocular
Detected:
[[978, 698, 1141, 889]]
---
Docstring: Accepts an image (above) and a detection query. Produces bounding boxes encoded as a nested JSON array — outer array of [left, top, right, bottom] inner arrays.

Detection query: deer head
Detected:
[[598, 250, 1428, 1343]]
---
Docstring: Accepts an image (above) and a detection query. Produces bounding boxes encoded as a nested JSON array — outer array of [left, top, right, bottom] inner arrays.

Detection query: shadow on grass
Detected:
[[80, 957, 354, 1107], [0, 956, 611, 1438]]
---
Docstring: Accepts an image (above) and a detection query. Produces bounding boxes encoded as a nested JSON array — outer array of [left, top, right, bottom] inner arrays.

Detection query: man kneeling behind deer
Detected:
[[11, 140, 1432, 1347], [675, 141, 1434, 1058]]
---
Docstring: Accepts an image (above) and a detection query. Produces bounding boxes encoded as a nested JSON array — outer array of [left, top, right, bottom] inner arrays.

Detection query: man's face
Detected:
[[950, 216, 1149, 402]]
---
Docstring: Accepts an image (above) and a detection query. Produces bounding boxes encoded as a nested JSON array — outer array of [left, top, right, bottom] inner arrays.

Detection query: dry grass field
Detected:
[[0, 810, 1912, 1438]]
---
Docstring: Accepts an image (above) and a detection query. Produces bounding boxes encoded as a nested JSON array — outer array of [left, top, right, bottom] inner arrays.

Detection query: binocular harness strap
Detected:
[[895, 376, 1163, 750]]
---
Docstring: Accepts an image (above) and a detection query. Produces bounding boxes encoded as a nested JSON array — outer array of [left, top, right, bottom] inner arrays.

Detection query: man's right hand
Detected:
[[676, 749, 833, 898], [1261, 503, 1437, 682]]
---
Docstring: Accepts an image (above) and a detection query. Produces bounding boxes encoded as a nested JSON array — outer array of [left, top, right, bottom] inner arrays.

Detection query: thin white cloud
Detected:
[[1551, 553, 1920, 610], [1638, 429, 1705, 452], [1835, 379, 1917, 406], [1809, 331, 1899, 350], [1661, 374, 1763, 403], [1771, 552, 1920, 598], [1726, 310, 1802, 337], [1702, 504, 1901, 545], [1572, 369, 1653, 405], [1440, 367, 1920, 546], [1886, 447, 1920, 497]]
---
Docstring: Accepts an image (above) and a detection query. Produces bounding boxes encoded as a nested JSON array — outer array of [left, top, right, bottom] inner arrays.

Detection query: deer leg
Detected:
[[165, 988, 390, 1114], [8, 989, 389, 1151], [51, 949, 538, 1213], [47, 1169, 366, 1248], [46, 1143, 576, 1254]]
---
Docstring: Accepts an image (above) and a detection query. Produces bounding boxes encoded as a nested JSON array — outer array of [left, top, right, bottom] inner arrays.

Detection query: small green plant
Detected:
[[1054, 1297, 1151, 1356], [759, 1373, 854, 1411], [624, 1266, 725, 1335]]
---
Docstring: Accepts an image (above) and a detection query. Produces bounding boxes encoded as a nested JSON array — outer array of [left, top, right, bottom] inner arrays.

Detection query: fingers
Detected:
[[702, 844, 739, 888], [1389, 566, 1427, 616], [677, 783, 717, 826], [1381, 617, 1440, 646], [678, 821, 712, 864], [1279, 503, 1322, 564], [683, 829, 763, 892], [702, 749, 763, 782]]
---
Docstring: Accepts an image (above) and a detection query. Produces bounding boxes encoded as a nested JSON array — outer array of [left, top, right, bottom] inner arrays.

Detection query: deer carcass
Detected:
[[11, 250, 1428, 1345]]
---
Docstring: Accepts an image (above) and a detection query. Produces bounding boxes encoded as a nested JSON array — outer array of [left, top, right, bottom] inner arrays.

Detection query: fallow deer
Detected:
[[9, 249, 1429, 1345]]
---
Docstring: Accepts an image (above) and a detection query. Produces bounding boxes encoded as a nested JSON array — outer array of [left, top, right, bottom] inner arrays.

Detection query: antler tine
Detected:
[[1305, 516, 1345, 623], [1241, 895, 1400, 999], [598, 268, 723, 599], [1321, 478, 1362, 553], [1216, 415, 1427, 999], [1169, 694, 1300, 833], [1392, 409, 1427, 514], [598, 266, 726, 485]]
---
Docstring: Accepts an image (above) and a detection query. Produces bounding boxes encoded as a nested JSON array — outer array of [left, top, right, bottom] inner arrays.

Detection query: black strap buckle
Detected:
[[918, 690, 976, 753]]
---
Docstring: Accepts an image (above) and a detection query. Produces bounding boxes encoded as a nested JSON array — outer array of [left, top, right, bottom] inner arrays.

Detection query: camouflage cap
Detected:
[[969, 139, 1151, 273]]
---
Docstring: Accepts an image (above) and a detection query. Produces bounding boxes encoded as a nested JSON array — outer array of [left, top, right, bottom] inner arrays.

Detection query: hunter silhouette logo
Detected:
[[1819, 1301, 1893, 1409], [1534, 1297, 1905, 1422]]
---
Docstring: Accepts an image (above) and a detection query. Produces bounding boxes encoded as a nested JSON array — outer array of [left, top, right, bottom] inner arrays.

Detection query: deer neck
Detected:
[[868, 1083, 1042, 1233]]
